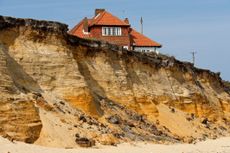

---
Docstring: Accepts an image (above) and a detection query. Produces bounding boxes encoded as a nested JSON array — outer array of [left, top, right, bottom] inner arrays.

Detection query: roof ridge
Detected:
[[89, 10, 129, 26], [89, 11, 106, 26], [95, 11, 106, 24]]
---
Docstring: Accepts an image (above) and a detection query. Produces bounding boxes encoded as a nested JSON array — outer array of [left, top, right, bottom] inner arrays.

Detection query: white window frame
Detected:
[[102, 27, 122, 36]]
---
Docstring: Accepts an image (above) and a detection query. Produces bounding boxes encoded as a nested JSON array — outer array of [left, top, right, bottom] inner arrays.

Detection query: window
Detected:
[[102, 27, 121, 36]]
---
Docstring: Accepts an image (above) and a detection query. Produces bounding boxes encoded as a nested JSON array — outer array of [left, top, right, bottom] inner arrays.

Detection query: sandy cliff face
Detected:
[[0, 16, 230, 147], [0, 31, 42, 143]]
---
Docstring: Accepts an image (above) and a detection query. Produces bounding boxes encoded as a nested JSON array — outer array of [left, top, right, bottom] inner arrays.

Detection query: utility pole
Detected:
[[190, 51, 197, 65], [140, 17, 143, 34]]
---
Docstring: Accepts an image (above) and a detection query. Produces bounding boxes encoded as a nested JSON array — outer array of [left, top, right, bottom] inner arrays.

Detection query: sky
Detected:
[[0, 0, 230, 80]]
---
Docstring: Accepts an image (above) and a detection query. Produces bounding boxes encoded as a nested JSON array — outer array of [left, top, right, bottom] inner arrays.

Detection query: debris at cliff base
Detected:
[[75, 137, 95, 147]]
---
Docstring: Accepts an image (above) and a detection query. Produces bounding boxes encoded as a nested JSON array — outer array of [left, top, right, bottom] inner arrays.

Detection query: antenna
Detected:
[[140, 17, 143, 34], [190, 51, 197, 65]]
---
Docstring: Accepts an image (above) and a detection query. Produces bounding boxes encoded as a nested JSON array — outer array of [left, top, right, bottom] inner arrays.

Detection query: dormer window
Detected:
[[102, 27, 121, 36]]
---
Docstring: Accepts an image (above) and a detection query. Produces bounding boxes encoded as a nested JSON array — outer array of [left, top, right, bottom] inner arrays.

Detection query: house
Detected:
[[69, 9, 162, 52]]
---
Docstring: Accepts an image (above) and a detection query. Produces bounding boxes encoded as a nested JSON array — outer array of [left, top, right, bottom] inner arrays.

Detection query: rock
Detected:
[[186, 117, 192, 121], [75, 137, 95, 147], [59, 101, 65, 105], [191, 113, 195, 119], [186, 113, 195, 121], [32, 92, 42, 99], [79, 115, 87, 122], [183, 136, 195, 144], [151, 128, 163, 136], [107, 115, 121, 124], [202, 118, 209, 125], [2, 133, 14, 142], [127, 121, 135, 128], [131, 114, 142, 121], [202, 134, 208, 140], [170, 108, 175, 113], [88, 120, 93, 125], [113, 132, 124, 138]]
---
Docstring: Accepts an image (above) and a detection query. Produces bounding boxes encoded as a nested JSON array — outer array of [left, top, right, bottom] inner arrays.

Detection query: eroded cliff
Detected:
[[0, 15, 230, 147]]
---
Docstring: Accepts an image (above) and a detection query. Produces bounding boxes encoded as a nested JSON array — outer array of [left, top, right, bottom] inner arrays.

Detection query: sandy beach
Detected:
[[1, 137, 230, 153]]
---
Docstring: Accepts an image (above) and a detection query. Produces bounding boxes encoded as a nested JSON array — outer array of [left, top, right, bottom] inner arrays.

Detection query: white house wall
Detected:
[[133, 46, 159, 53]]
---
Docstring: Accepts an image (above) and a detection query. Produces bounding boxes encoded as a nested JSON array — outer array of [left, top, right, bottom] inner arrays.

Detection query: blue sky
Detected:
[[1, 0, 230, 80]]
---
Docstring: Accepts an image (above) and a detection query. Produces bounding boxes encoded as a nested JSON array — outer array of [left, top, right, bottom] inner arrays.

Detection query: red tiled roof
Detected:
[[69, 19, 92, 38], [130, 28, 161, 47], [89, 11, 130, 26]]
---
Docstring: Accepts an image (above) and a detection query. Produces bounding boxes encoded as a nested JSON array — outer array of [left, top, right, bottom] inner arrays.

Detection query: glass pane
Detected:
[[113, 28, 116, 35], [106, 28, 108, 35], [109, 28, 111, 35]]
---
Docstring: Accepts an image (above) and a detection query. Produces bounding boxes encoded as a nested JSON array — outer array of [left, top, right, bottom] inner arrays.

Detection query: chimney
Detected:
[[95, 9, 105, 16], [124, 18, 129, 24], [83, 17, 89, 33]]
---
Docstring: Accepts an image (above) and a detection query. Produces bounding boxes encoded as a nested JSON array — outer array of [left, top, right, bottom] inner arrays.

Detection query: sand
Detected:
[[1, 137, 230, 153]]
